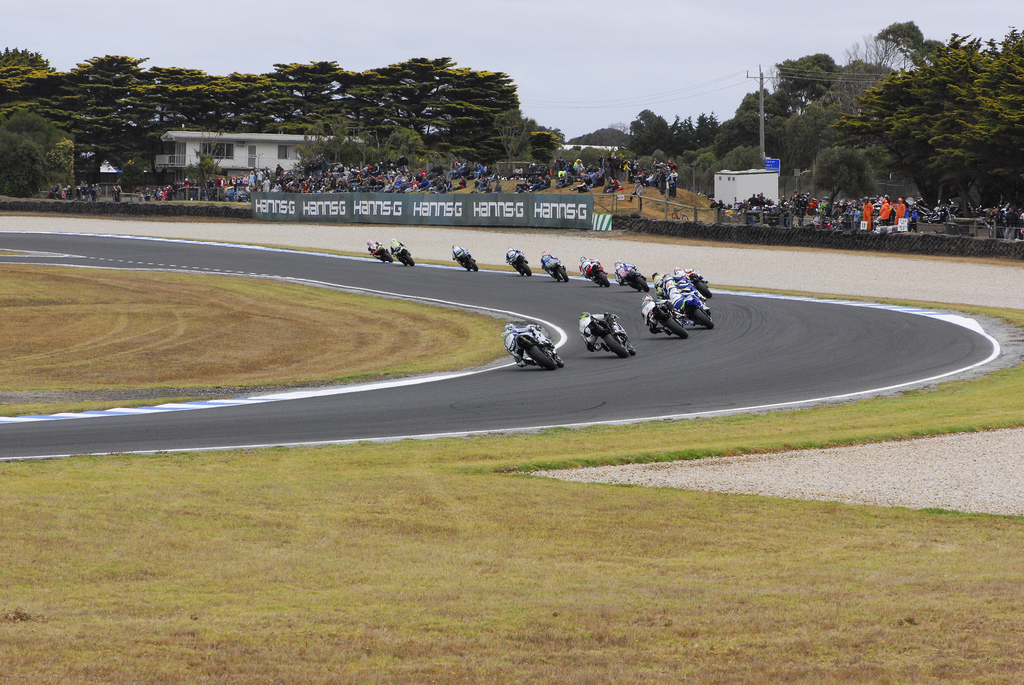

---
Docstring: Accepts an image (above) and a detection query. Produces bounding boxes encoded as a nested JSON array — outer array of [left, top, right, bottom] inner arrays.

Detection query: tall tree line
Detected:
[[0, 53, 519, 175]]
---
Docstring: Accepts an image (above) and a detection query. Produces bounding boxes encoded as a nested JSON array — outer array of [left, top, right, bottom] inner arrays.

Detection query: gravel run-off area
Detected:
[[3, 214, 1024, 516]]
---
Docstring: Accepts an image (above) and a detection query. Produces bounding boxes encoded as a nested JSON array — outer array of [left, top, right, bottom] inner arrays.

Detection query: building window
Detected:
[[200, 142, 234, 159], [278, 145, 290, 160]]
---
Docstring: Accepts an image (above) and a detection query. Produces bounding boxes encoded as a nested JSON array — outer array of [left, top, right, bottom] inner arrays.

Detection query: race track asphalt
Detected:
[[0, 232, 998, 459]]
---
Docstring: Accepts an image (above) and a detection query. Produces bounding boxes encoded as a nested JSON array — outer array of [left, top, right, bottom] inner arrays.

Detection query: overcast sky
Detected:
[[2, 0, 1018, 138]]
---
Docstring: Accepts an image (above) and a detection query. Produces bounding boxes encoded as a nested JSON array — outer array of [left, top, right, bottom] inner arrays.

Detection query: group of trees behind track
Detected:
[[0, 51, 522, 176]]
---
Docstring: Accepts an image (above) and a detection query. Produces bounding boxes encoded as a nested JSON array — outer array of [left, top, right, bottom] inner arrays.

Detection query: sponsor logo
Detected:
[[301, 200, 347, 217], [472, 201, 524, 219], [353, 200, 403, 216], [534, 202, 588, 221], [413, 201, 463, 218], [254, 198, 296, 215]]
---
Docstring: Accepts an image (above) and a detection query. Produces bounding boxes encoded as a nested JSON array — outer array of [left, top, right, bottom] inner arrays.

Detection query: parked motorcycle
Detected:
[[390, 240, 415, 266], [580, 257, 610, 287], [452, 245, 478, 272], [614, 261, 650, 292], [540, 251, 569, 282], [367, 240, 393, 263], [504, 323, 563, 370], [506, 248, 532, 276], [641, 295, 689, 338]]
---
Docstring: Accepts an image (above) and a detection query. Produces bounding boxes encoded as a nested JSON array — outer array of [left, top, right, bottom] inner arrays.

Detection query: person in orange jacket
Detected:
[[894, 197, 907, 229], [861, 198, 875, 231], [878, 197, 892, 226]]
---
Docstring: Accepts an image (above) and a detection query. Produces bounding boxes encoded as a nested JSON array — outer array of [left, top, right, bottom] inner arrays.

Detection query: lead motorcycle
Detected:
[[580, 257, 611, 287], [506, 248, 532, 276], [641, 295, 689, 338], [503, 323, 563, 370], [367, 240, 394, 263], [390, 239, 415, 266], [615, 261, 650, 292]]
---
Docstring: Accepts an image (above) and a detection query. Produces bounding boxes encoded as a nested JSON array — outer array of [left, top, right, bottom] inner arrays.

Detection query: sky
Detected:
[[1, 0, 1019, 139]]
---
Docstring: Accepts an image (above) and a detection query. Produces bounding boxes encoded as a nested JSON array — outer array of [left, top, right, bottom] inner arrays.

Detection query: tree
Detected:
[[0, 110, 72, 194], [813, 146, 874, 200], [715, 145, 763, 172], [495, 108, 533, 162], [184, 153, 222, 187], [629, 110, 673, 156], [775, 54, 841, 115]]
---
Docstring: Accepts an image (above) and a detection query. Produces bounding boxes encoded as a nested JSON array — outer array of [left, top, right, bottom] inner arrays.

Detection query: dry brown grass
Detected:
[[0, 264, 502, 396]]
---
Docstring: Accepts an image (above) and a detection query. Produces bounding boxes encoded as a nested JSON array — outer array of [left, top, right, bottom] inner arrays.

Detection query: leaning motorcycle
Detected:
[[586, 314, 633, 358], [368, 242, 393, 263], [511, 326, 563, 370], [391, 244, 415, 266], [507, 249, 532, 276], [616, 262, 650, 292], [453, 247, 478, 272], [671, 289, 714, 329], [541, 253, 569, 282], [678, 267, 712, 298], [580, 259, 610, 287], [641, 296, 689, 338]]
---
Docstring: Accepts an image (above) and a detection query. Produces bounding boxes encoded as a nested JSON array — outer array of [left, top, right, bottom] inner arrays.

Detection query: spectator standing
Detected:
[[862, 198, 875, 231], [632, 181, 644, 211]]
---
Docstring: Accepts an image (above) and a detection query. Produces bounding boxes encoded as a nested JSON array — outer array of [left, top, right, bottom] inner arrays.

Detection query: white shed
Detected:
[[714, 169, 779, 205]]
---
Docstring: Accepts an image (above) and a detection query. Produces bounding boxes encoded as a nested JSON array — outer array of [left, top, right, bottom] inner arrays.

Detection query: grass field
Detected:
[[0, 265, 504, 416], [2, 264, 1024, 682]]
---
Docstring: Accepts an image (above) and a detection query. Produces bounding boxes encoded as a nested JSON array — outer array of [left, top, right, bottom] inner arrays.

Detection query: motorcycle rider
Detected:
[[540, 250, 561, 275], [579, 256, 601, 277], [579, 311, 637, 355], [452, 244, 472, 263], [367, 240, 384, 258], [390, 238, 409, 257], [614, 260, 641, 286], [503, 322, 548, 367]]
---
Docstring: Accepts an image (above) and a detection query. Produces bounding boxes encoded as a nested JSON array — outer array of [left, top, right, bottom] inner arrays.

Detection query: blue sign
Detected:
[[764, 157, 781, 173]]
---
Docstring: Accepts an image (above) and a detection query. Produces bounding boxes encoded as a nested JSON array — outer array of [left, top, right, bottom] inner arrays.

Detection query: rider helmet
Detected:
[[503, 323, 515, 335]]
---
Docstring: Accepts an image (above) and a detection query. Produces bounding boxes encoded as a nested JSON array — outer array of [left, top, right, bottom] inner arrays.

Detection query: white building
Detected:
[[713, 169, 780, 205], [155, 130, 309, 179]]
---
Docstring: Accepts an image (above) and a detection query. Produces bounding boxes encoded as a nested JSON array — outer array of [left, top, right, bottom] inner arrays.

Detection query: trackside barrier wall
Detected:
[[250, 192, 594, 229]]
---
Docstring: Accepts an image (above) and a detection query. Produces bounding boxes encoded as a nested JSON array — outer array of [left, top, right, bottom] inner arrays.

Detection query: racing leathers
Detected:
[[579, 312, 636, 355]]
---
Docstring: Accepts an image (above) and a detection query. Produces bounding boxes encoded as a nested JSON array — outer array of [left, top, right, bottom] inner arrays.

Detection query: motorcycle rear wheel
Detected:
[[380, 252, 393, 263], [527, 345, 558, 370], [694, 280, 712, 298], [595, 271, 610, 287], [664, 318, 689, 338], [557, 265, 568, 282], [521, 262, 532, 276], [691, 309, 714, 329], [466, 258, 477, 271], [602, 334, 629, 358]]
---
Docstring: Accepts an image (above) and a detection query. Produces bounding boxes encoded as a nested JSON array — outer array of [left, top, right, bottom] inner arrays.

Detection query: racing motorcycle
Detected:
[[580, 257, 610, 287], [452, 245, 478, 272], [540, 251, 569, 282], [676, 267, 712, 299], [506, 248, 532, 276], [367, 240, 393, 263], [506, 324, 563, 370], [390, 241, 415, 266], [615, 261, 650, 292], [583, 313, 634, 358], [670, 288, 714, 329], [641, 295, 689, 338]]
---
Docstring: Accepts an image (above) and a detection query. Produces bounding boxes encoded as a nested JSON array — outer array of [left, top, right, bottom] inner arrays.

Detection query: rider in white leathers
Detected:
[[578, 312, 636, 355]]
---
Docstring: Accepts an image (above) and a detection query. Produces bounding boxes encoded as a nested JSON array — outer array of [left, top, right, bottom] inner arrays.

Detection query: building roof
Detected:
[[160, 130, 310, 144]]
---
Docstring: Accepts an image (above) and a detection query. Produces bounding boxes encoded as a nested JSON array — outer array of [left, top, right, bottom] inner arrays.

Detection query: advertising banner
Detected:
[[251, 192, 594, 229]]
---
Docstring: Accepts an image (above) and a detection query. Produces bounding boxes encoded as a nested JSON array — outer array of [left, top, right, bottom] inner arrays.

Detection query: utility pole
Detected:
[[746, 66, 766, 161]]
